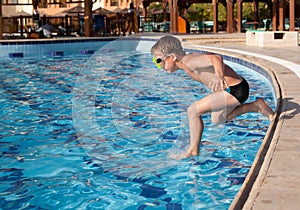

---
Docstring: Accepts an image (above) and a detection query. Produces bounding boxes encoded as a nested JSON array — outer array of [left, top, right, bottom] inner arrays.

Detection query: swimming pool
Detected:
[[0, 38, 276, 209]]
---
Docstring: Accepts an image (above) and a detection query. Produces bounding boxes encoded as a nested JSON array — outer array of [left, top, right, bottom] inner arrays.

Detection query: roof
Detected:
[[2, 10, 31, 18], [38, 5, 81, 17], [93, 7, 115, 15]]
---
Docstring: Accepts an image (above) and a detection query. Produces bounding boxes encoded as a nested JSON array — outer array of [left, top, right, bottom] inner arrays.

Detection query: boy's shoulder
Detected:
[[185, 52, 206, 58], [184, 52, 208, 61]]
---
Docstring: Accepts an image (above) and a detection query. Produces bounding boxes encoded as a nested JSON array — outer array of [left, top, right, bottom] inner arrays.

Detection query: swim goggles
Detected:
[[152, 56, 163, 69], [152, 54, 171, 69]]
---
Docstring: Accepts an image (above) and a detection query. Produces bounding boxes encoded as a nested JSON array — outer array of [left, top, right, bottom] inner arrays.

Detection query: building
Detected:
[[0, 0, 299, 39]]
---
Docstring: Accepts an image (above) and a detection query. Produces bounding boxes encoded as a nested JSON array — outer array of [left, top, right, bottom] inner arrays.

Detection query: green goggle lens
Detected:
[[152, 57, 162, 68]]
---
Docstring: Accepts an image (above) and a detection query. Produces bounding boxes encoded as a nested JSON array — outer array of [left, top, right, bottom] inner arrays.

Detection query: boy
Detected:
[[151, 35, 274, 159]]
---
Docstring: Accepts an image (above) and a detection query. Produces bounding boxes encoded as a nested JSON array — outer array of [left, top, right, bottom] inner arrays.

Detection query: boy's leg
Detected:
[[169, 100, 205, 159], [172, 91, 240, 159], [210, 91, 240, 124], [184, 102, 204, 157], [226, 98, 274, 121]]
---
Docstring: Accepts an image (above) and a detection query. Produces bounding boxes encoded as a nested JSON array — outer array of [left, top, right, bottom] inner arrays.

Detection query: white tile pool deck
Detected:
[[181, 33, 300, 210]]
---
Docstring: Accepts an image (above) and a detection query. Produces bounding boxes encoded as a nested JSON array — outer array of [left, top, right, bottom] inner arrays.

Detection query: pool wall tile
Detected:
[[9, 52, 24, 58], [79, 49, 94, 54], [49, 51, 64, 56], [0, 38, 116, 59]]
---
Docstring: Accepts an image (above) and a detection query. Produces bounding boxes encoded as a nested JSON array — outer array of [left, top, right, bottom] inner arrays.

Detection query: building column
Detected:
[[253, 0, 258, 25], [65, 15, 70, 36], [237, 0, 243, 33], [212, 0, 218, 33], [272, 0, 278, 31], [0, 2, 3, 40], [278, 0, 285, 30], [84, 0, 93, 37], [169, 0, 178, 33], [20, 16, 24, 37], [226, 0, 234, 33], [289, 0, 295, 31], [162, 0, 168, 22]]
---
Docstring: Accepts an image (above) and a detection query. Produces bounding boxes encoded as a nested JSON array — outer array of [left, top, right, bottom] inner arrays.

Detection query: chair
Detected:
[[143, 22, 154, 32]]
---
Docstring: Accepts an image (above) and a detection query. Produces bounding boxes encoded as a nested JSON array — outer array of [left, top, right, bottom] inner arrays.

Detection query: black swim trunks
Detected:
[[227, 77, 249, 104]]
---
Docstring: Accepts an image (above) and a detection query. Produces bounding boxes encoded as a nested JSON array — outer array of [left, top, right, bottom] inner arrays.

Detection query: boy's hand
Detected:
[[209, 77, 224, 92]]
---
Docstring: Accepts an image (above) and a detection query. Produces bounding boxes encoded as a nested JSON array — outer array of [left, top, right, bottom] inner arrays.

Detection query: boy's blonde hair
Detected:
[[151, 35, 186, 57]]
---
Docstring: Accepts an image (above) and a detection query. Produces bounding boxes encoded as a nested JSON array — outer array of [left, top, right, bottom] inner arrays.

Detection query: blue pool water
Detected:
[[0, 40, 275, 209]]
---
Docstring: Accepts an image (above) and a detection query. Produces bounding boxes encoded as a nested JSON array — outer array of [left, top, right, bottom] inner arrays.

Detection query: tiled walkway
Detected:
[[182, 34, 300, 210]]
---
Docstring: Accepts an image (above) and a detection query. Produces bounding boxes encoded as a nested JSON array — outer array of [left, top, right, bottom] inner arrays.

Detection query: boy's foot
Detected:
[[169, 149, 199, 160], [256, 98, 275, 121]]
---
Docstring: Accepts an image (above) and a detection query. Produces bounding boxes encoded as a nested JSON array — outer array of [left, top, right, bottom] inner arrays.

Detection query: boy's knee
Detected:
[[211, 113, 226, 124], [187, 103, 199, 117], [211, 118, 223, 124]]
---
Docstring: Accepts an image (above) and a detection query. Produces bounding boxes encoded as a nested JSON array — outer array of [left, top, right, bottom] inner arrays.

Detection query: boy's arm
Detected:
[[206, 54, 225, 79], [205, 54, 227, 91]]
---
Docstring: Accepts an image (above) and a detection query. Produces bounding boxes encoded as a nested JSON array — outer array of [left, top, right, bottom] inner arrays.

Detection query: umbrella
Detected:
[[93, 7, 115, 15], [2, 11, 10, 18], [151, 9, 170, 15], [147, 8, 160, 15], [38, 7, 67, 17], [187, 8, 198, 13], [9, 10, 32, 18], [53, 6, 84, 17], [113, 8, 129, 14], [63, 6, 84, 14]]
